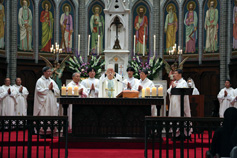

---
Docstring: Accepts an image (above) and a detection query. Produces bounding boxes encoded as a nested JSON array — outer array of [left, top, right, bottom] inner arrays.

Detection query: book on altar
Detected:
[[116, 90, 139, 98]]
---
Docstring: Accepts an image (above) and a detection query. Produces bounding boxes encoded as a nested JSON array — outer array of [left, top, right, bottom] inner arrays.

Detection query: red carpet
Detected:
[[0, 131, 212, 158]]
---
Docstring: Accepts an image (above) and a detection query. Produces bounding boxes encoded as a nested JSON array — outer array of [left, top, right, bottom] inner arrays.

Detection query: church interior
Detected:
[[1, 0, 237, 157]]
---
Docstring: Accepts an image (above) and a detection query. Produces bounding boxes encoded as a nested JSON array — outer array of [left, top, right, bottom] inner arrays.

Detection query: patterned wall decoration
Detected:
[[133, 1, 150, 56], [183, 0, 199, 54], [17, 0, 34, 52], [203, 0, 219, 54], [88, 0, 105, 55], [164, 1, 179, 55], [39, 0, 54, 52], [59, 0, 74, 53], [0, 0, 5, 50]]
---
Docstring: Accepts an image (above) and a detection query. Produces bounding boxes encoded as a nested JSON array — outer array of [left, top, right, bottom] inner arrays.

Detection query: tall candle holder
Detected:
[[168, 44, 183, 62], [50, 43, 63, 62]]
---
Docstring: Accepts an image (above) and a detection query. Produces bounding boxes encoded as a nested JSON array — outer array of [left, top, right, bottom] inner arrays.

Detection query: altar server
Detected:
[[123, 67, 139, 91], [231, 88, 237, 108], [33, 67, 60, 116], [187, 78, 200, 95], [99, 64, 123, 98], [136, 70, 156, 116], [67, 72, 87, 130], [14, 78, 29, 116], [0, 78, 17, 116], [217, 80, 235, 117], [167, 69, 191, 117], [81, 68, 99, 98]]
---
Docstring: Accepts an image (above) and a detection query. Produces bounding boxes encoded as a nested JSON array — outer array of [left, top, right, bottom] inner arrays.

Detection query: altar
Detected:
[[59, 98, 164, 140]]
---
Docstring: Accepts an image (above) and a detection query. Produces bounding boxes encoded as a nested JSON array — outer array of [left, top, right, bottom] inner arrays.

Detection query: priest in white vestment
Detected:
[[67, 72, 88, 131], [81, 68, 99, 98], [33, 67, 60, 116], [217, 80, 235, 117], [14, 78, 29, 116], [123, 67, 139, 91], [187, 78, 200, 95], [231, 88, 237, 108], [136, 70, 156, 116], [167, 69, 191, 117], [0, 78, 17, 116], [99, 64, 123, 98]]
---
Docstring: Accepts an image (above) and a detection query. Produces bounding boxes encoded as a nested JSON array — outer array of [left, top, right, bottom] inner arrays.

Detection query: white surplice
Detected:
[[231, 88, 237, 108], [13, 84, 29, 116], [136, 78, 157, 116], [0, 85, 17, 116], [99, 73, 123, 98], [167, 78, 191, 117], [217, 87, 235, 117], [81, 77, 99, 98], [33, 76, 60, 116], [66, 81, 87, 130], [123, 77, 139, 91]]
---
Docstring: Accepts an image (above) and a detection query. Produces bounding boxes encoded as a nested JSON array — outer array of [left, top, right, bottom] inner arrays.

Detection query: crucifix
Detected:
[[111, 16, 122, 49], [118, 64, 124, 76]]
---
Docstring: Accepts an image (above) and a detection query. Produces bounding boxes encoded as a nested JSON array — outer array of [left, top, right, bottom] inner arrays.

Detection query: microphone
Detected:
[[117, 79, 126, 85]]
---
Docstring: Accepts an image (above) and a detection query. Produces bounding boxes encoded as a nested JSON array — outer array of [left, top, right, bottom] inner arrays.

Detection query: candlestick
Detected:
[[158, 86, 163, 97], [61, 84, 66, 96], [143, 35, 145, 56], [97, 35, 100, 55], [152, 87, 157, 96], [88, 35, 91, 56], [52, 45, 54, 49], [153, 35, 156, 57], [142, 89, 145, 98], [78, 34, 80, 56], [145, 87, 150, 96], [133, 35, 136, 56], [68, 87, 72, 96], [74, 86, 79, 96]]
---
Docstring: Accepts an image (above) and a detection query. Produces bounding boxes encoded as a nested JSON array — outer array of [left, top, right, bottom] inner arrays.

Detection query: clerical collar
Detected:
[[73, 81, 79, 85], [128, 77, 134, 80], [43, 76, 50, 80], [89, 77, 95, 80], [141, 78, 147, 82]]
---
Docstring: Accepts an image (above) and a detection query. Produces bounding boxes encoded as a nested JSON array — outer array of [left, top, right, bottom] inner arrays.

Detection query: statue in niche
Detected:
[[204, 0, 218, 53], [134, 5, 148, 55], [0, 0, 5, 49], [90, 5, 104, 54], [18, 0, 33, 51], [233, 0, 237, 49], [60, 4, 73, 53], [40, 0, 54, 52], [184, 1, 198, 53], [165, 3, 178, 53]]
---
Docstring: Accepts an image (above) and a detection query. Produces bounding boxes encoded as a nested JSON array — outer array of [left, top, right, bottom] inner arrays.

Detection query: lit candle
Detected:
[[61, 84, 66, 96], [78, 34, 80, 56], [153, 35, 156, 57], [180, 49, 183, 54], [145, 87, 150, 96], [68, 87, 73, 95], [178, 46, 180, 51], [158, 86, 163, 97], [88, 35, 91, 56], [142, 89, 145, 98], [53, 49, 56, 54], [133, 35, 136, 56], [175, 43, 176, 48], [152, 87, 157, 96], [97, 35, 100, 55], [52, 45, 54, 49], [74, 86, 79, 96], [143, 35, 145, 56], [50, 47, 53, 52]]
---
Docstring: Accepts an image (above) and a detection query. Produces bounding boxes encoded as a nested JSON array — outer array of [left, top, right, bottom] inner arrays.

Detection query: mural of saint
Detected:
[[90, 4, 104, 54], [0, 0, 5, 49], [60, 3, 73, 53], [204, 0, 219, 53], [233, 0, 237, 49], [134, 5, 148, 55], [165, 3, 178, 53], [40, 0, 54, 52], [18, 0, 33, 51], [184, 1, 198, 53]]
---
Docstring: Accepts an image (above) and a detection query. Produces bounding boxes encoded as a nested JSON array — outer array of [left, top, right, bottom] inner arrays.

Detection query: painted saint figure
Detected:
[[60, 4, 73, 53], [90, 5, 104, 54], [40, 0, 54, 52], [184, 1, 198, 53], [18, 0, 33, 51], [0, 0, 5, 49], [165, 3, 178, 53], [204, 0, 218, 53], [134, 6, 148, 55], [233, 0, 237, 49]]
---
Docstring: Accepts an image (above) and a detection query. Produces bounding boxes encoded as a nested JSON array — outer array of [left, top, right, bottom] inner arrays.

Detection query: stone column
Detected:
[[34, 0, 39, 63], [79, 0, 87, 61], [227, 0, 232, 79], [198, 0, 203, 65], [153, 0, 160, 57]]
